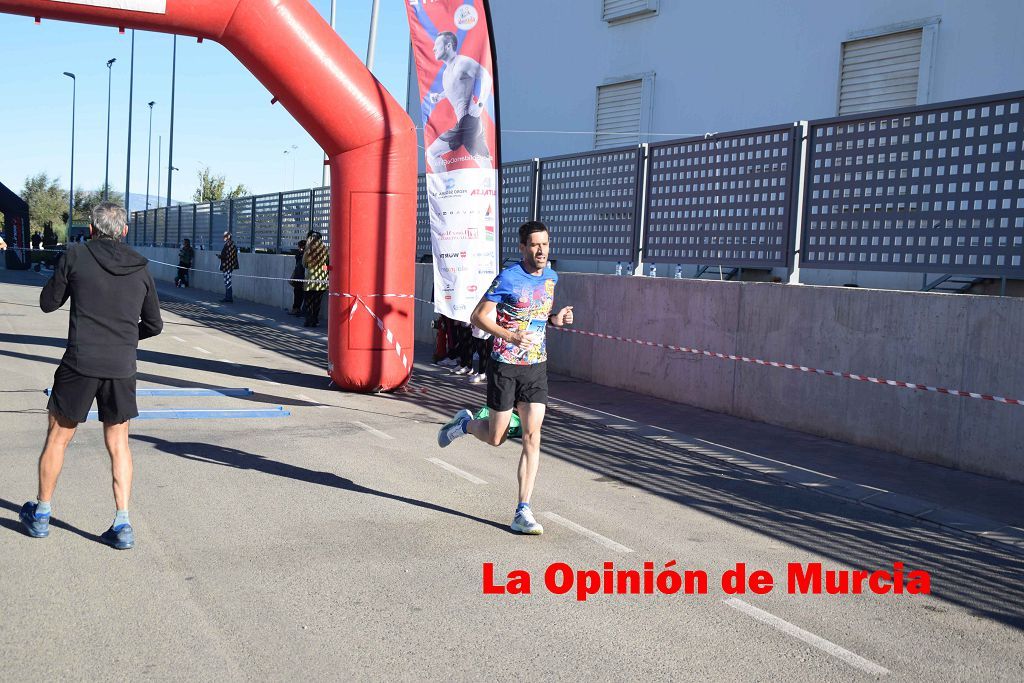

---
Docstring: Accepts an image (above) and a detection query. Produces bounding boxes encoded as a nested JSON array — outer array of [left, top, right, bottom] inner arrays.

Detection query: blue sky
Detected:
[[0, 1, 411, 206]]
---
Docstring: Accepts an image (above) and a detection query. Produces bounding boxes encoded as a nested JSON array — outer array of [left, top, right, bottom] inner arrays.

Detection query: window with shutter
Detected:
[[595, 79, 644, 149], [839, 29, 924, 116], [602, 0, 658, 24]]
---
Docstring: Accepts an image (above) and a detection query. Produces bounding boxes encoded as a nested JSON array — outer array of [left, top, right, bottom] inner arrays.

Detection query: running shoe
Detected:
[[452, 366, 472, 375], [437, 409, 472, 448], [468, 372, 486, 384], [19, 502, 50, 538], [510, 506, 544, 535], [100, 524, 135, 550], [436, 358, 458, 368]]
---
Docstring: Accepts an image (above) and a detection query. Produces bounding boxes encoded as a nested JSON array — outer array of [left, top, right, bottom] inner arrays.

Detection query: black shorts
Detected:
[[487, 360, 548, 412], [438, 115, 489, 157], [47, 363, 138, 424]]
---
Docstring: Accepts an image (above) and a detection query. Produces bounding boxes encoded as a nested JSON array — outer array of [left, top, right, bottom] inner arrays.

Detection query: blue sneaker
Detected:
[[19, 502, 50, 538], [437, 409, 472, 448], [100, 524, 135, 550]]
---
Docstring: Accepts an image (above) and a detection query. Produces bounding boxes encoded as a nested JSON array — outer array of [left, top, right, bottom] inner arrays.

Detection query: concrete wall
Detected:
[[412, 265, 1023, 483]]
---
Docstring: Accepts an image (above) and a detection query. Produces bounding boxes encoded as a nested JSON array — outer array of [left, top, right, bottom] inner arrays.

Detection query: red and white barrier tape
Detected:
[[350, 297, 410, 370], [549, 326, 1023, 406]]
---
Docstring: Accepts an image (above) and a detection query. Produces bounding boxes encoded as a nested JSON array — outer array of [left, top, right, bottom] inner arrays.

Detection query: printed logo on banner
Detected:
[[454, 5, 478, 30]]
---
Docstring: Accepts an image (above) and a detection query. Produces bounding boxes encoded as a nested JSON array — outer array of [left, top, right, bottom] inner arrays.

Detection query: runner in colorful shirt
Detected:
[[437, 221, 574, 535]]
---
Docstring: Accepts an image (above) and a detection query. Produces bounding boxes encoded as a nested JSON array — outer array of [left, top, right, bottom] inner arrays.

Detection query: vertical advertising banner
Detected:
[[405, 0, 499, 321]]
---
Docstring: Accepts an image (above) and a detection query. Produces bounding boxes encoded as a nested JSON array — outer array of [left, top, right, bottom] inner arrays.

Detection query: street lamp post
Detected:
[[156, 135, 162, 209], [166, 35, 177, 208], [125, 30, 135, 212], [146, 101, 155, 210], [63, 72, 76, 237], [104, 57, 116, 200]]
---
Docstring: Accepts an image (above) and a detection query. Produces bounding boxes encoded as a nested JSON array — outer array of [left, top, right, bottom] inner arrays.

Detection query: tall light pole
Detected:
[[156, 134, 162, 208], [125, 30, 135, 211], [145, 101, 155, 209], [321, 0, 336, 188], [366, 0, 381, 71], [63, 72, 76, 236], [166, 35, 177, 208], [104, 57, 116, 199]]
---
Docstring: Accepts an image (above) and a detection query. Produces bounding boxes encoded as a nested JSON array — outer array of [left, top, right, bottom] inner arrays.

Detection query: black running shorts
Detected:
[[47, 363, 138, 424], [438, 115, 488, 157], [487, 359, 548, 412]]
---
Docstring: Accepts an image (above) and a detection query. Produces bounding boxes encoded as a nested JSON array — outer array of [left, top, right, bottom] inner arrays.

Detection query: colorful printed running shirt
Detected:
[[485, 262, 558, 365]]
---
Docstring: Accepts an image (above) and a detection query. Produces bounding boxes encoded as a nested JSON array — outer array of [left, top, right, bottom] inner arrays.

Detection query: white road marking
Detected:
[[255, 374, 281, 386], [172, 336, 186, 343], [724, 598, 889, 676], [193, 346, 211, 355], [540, 512, 634, 553], [219, 359, 241, 367], [280, 325, 299, 331], [426, 458, 487, 485], [353, 421, 394, 440], [295, 393, 330, 408]]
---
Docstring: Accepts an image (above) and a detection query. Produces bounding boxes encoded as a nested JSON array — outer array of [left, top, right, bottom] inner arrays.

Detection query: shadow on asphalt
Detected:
[[131, 434, 512, 534], [0, 497, 105, 545], [0, 334, 324, 407], [391, 364, 1024, 632]]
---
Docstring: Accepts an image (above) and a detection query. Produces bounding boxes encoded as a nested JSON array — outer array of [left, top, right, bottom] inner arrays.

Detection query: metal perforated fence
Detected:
[[537, 146, 643, 262], [802, 92, 1024, 276], [130, 89, 1024, 282], [643, 124, 801, 266], [500, 160, 537, 261]]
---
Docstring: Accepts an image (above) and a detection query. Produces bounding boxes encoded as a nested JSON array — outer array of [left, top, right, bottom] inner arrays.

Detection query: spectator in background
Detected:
[[174, 238, 194, 288], [289, 239, 307, 316], [218, 232, 239, 303], [20, 202, 163, 550], [302, 231, 328, 327], [31, 231, 41, 250]]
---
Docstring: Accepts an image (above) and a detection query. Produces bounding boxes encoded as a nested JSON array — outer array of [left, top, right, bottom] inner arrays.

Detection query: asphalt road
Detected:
[[1, 268, 1021, 681]]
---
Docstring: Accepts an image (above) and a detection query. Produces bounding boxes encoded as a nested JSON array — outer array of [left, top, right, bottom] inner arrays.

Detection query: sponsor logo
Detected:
[[439, 252, 461, 259], [470, 189, 496, 197], [467, 285, 478, 293], [438, 228, 481, 241], [444, 295, 453, 300], [454, 5, 478, 30]]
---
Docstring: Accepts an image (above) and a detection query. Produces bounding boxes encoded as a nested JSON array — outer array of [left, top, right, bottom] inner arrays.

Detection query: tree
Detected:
[[193, 167, 248, 202], [21, 173, 69, 242], [73, 184, 125, 225]]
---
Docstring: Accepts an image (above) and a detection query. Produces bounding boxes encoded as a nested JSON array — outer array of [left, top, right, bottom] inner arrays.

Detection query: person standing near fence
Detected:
[[174, 238, 194, 288], [289, 239, 307, 316], [20, 202, 163, 550], [218, 231, 239, 303], [302, 231, 328, 327]]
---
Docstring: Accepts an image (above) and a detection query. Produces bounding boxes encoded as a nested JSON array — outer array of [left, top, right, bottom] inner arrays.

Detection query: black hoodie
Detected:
[[40, 239, 163, 378]]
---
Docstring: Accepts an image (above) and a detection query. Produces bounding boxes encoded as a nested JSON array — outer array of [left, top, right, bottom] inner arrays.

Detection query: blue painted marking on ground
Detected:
[[85, 407, 289, 421], [47, 387, 254, 397]]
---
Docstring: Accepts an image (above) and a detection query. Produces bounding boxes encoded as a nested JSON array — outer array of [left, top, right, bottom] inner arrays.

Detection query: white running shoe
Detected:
[[452, 366, 472, 375], [468, 372, 486, 384], [437, 409, 473, 448], [510, 506, 544, 535], [436, 357, 458, 368]]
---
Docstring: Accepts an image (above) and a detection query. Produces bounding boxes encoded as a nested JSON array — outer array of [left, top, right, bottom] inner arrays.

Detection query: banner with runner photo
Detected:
[[405, 0, 500, 322]]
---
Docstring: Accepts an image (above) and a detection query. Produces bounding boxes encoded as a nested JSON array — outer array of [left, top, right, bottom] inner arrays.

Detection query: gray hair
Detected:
[[91, 202, 127, 240]]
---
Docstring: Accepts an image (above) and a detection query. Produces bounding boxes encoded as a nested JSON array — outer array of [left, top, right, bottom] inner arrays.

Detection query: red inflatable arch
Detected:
[[0, 0, 417, 392]]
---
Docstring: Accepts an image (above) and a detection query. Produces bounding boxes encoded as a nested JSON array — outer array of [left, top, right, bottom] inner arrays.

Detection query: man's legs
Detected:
[[37, 411, 79, 503], [223, 271, 233, 302], [514, 401, 546, 505], [466, 409, 513, 447], [103, 420, 133, 512]]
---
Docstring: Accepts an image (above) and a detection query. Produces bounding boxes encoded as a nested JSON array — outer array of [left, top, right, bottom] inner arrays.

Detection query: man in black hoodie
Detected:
[[20, 202, 163, 550]]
